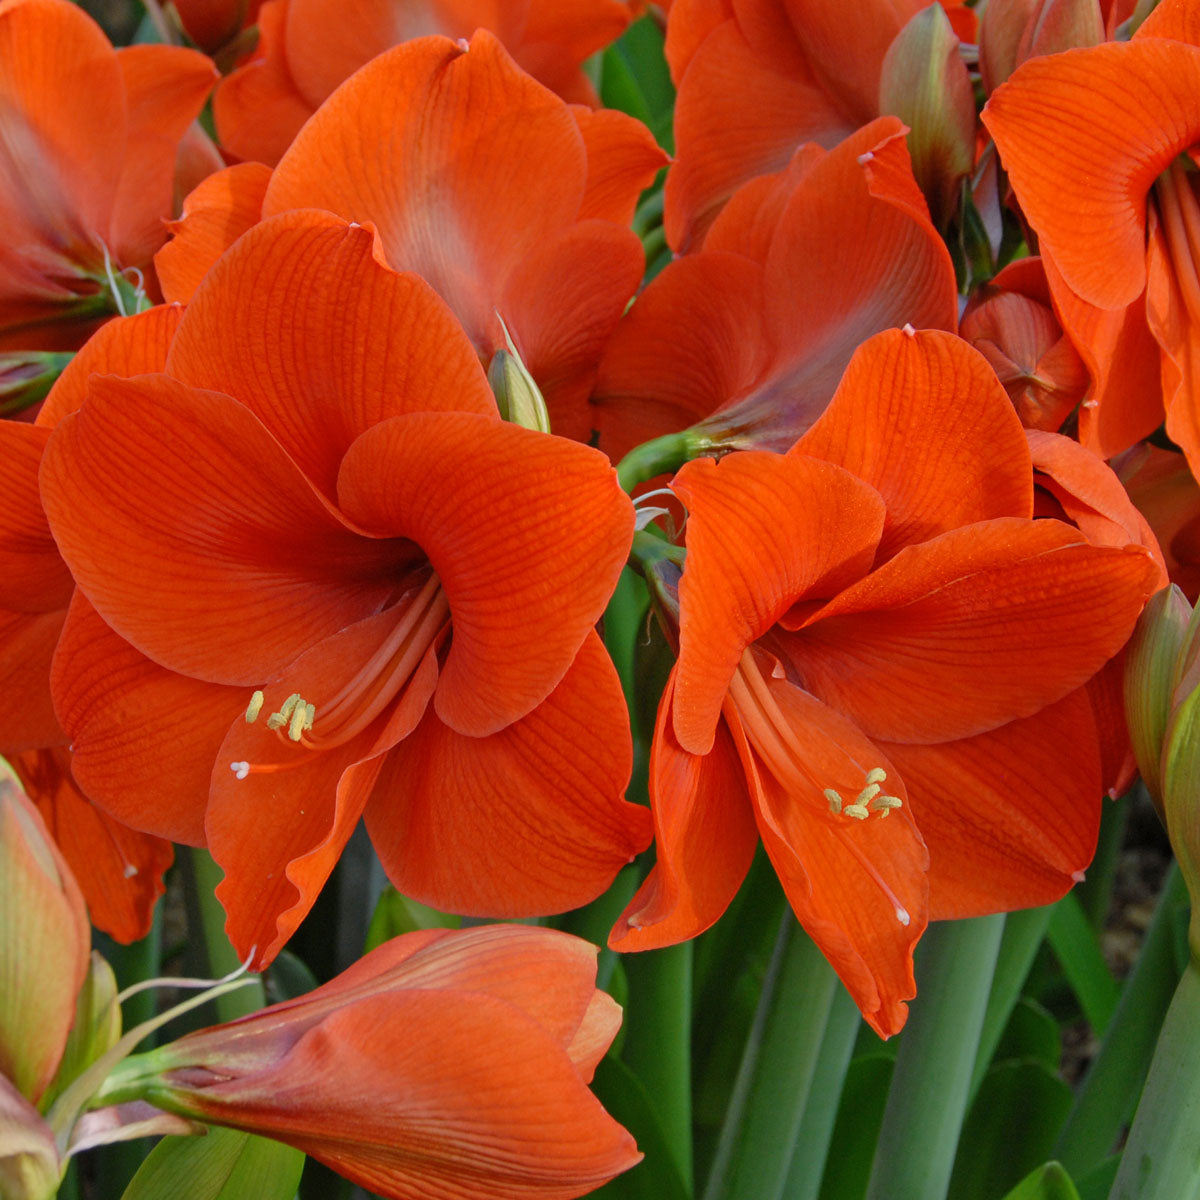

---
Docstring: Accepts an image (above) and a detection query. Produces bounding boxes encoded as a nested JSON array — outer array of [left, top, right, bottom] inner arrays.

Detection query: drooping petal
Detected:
[[41, 374, 408, 686], [49, 594, 238, 845], [671, 451, 886, 754], [166, 211, 496, 499], [785, 518, 1159, 743], [793, 328, 1033, 558], [730, 677, 928, 1039], [879, 689, 1102, 919], [338, 412, 634, 735], [365, 632, 651, 916], [609, 667, 759, 950], [154, 163, 271, 305], [14, 746, 172, 944], [572, 107, 669, 225], [983, 38, 1200, 309]]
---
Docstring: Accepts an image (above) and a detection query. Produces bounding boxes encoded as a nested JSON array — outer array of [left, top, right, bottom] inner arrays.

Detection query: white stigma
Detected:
[[230, 761, 250, 780]]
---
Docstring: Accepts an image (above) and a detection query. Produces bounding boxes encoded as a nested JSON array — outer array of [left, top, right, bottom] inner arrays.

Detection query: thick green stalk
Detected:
[[702, 915, 839, 1200], [782, 981, 862, 1200], [186, 848, 265, 1022], [1054, 864, 1187, 1174], [864, 914, 1006, 1200], [1110, 959, 1200, 1199], [621, 943, 694, 1192]]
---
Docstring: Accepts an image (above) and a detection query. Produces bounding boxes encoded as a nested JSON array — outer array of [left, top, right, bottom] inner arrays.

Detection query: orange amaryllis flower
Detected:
[[1118, 443, 1200, 602], [40, 210, 650, 966], [611, 328, 1160, 1036], [0, 0, 216, 350], [982, 0, 1200, 470], [103, 925, 639, 1199], [662, 0, 972, 248], [214, 0, 633, 164], [164, 32, 665, 441], [593, 118, 957, 461]]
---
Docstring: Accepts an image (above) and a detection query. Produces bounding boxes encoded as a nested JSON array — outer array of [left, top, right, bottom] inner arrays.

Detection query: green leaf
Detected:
[[1046, 891, 1119, 1035], [950, 1062, 1073, 1200], [121, 1128, 304, 1200], [264, 950, 320, 1004], [997, 1161, 1082, 1200], [817, 1055, 895, 1200], [1073, 1157, 1120, 1200], [589, 1056, 691, 1200], [993, 998, 1062, 1072]]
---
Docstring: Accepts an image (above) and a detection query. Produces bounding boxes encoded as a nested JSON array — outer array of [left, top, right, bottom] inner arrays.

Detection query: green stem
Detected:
[[864, 914, 1006, 1200], [621, 943, 693, 1193], [1076, 796, 1129, 929], [616, 430, 709, 492], [781, 961, 862, 1200], [186, 848, 265, 1022], [1055, 863, 1188, 1174], [702, 915, 839, 1200], [1110, 959, 1200, 1199]]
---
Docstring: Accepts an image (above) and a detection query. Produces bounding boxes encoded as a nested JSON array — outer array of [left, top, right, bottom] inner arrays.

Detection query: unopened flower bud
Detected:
[[488, 347, 550, 434]]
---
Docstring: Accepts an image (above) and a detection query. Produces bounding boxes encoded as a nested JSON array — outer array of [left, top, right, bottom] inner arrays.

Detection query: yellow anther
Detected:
[[824, 788, 844, 814], [277, 694, 300, 721], [266, 713, 286, 731], [865, 767, 887, 785], [855, 782, 881, 806], [245, 690, 264, 723], [843, 804, 871, 820], [287, 705, 307, 742], [303, 703, 315, 732], [871, 794, 904, 818]]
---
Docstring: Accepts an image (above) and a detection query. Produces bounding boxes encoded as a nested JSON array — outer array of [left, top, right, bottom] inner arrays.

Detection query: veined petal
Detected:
[[610, 667, 759, 950], [793, 328, 1033, 559], [0, 608, 64, 753], [166, 211, 496, 499], [338, 412, 634, 735], [672, 451, 886, 755], [983, 39, 1200, 309], [41, 375, 409, 686], [365, 632, 651, 915], [879, 689, 1101, 919], [573, 107, 669, 226], [729, 676, 927, 1039], [154, 163, 271, 305], [49, 594, 238, 845], [265, 32, 589, 350], [785, 518, 1160, 743]]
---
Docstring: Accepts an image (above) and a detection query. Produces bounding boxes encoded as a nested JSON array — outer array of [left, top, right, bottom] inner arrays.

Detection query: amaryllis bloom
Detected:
[[214, 0, 634, 164], [171, 0, 262, 55], [1118, 443, 1200, 601], [662, 0, 974, 249], [162, 31, 665, 441], [982, 0, 1200, 471], [610, 328, 1160, 1036], [0, 0, 216, 349], [104, 925, 639, 1200], [593, 118, 957, 461], [960, 257, 1090, 432], [40, 210, 650, 965]]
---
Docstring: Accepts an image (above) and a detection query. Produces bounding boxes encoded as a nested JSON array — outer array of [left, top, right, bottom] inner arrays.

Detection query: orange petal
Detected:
[[108, 45, 218, 269], [338, 412, 633, 735], [36, 303, 183, 428], [166, 210, 495, 499], [609, 667, 759, 951], [49, 593, 238, 845], [154, 162, 271, 305], [15, 746, 173, 944], [794, 329, 1033, 559], [0, 608, 65, 754], [41, 375, 406, 686], [366, 632, 651, 916], [984, 39, 1200, 309], [572, 106, 669, 226], [1136, 0, 1200, 42], [671, 451, 886, 755], [265, 32, 588, 352], [785, 519, 1160, 743], [879, 689, 1101, 919], [732, 677, 927, 1039], [0, 422, 71, 612]]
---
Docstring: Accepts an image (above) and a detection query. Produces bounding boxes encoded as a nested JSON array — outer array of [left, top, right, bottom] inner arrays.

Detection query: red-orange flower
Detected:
[[610, 329, 1159, 1036], [40, 211, 650, 965], [214, 0, 634, 165], [0, 0, 216, 349], [117, 925, 639, 1200], [982, 0, 1200, 471]]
